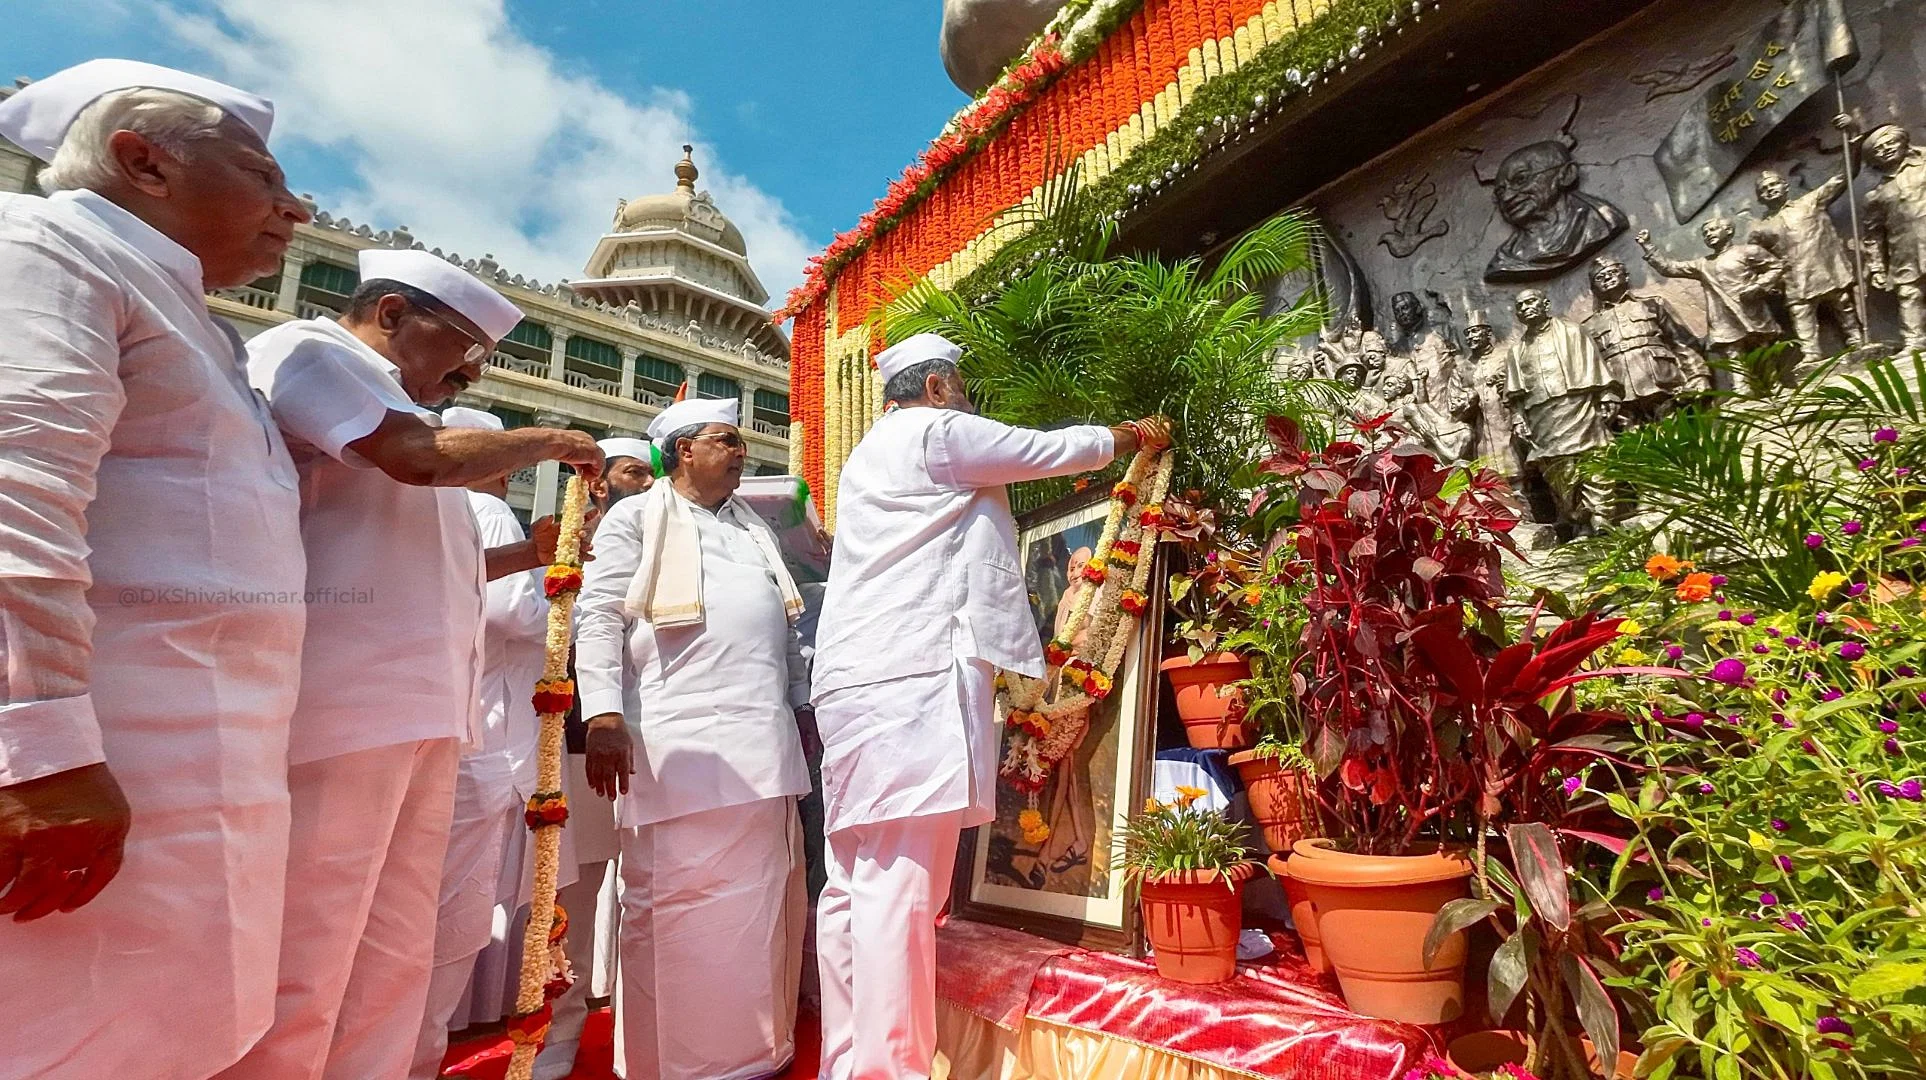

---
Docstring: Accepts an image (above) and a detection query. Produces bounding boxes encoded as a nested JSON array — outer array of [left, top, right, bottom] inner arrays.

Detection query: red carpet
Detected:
[[441, 1009, 820, 1080]]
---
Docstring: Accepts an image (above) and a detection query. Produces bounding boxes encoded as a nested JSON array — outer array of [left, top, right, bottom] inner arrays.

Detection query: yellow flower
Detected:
[[1617, 646, 1651, 666], [1174, 784, 1209, 808], [1807, 571, 1849, 601], [1018, 808, 1051, 845], [1144, 797, 1163, 814], [1618, 619, 1644, 637]]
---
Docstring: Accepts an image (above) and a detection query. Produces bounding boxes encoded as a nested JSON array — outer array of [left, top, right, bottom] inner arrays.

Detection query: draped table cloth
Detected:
[[935, 920, 1435, 1080]]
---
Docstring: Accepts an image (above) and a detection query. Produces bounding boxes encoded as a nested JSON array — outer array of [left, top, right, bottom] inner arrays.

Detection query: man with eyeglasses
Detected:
[[221, 248, 603, 1080], [575, 396, 811, 1080]]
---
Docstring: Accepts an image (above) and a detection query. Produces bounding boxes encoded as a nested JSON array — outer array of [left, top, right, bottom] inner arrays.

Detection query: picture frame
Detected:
[[949, 486, 1163, 953]]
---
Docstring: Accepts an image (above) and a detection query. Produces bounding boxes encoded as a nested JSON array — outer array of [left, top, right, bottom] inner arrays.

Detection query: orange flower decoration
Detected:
[[543, 565, 583, 598], [1111, 480, 1139, 507], [1044, 640, 1071, 667], [1675, 572, 1715, 603], [506, 1003, 553, 1047], [1082, 560, 1108, 584], [1644, 553, 1691, 581], [524, 790, 570, 830], [532, 678, 575, 715], [1083, 670, 1113, 699], [1120, 589, 1148, 616]]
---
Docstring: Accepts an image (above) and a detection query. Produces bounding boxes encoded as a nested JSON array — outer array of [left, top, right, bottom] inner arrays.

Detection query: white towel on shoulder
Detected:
[[622, 481, 804, 628]]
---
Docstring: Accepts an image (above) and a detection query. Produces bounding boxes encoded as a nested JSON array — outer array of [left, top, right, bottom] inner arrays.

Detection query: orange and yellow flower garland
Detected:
[[998, 447, 1174, 838], [505, 476, 590, 1080]]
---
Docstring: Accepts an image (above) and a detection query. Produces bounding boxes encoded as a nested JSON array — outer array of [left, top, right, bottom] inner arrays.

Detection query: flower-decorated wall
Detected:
[[786, 0, 1408, 527]]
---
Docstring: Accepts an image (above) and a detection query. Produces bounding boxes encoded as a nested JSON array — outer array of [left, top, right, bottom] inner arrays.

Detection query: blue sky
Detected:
[[3, 0, 972, 305]]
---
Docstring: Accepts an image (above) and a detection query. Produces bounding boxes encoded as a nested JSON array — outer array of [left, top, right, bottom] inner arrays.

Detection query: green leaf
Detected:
[[1850, 962, 1926, 1000], [1423, 897, 1499, 969], [1562, 952, 1621, 1068], [1754, 987, 1802, 1032], [1488, 929, 1529, 1022]]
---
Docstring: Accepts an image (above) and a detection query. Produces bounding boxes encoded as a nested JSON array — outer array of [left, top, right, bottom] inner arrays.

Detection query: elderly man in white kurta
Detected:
[[0, 62, 310, 1080], [407, 407, 571, 1078], [577, 397, 810, 1080], [810, 334, 1168, 1080], [220, 251, 604, 1080]]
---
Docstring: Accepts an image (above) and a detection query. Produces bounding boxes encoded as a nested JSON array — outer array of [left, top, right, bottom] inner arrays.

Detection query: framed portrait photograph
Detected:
[[950, 488, 1161, 952]]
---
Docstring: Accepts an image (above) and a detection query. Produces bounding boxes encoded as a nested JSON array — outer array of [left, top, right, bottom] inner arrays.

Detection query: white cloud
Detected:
[[158, 0, 815, 306]]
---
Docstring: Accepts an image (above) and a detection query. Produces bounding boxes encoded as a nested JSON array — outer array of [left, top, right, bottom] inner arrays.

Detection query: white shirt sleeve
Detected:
[[247, 330, 409, 466], [575, 498, 646, 721], [472, 497, 548, 645], [924, 411, 1117, 490], [0, 219, 122, 783]]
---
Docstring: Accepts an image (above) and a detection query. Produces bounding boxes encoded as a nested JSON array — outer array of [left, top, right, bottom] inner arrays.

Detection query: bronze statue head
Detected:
[[1494, 141, 1581, 228], [1755, 170, 1789, 207], [1866, 125, 1912, 173], [1390, 291, 1425, 332], [1514, 289, 1552, 327], [1589, 256, 1630, 301], [1700, 216, 1735, 252]]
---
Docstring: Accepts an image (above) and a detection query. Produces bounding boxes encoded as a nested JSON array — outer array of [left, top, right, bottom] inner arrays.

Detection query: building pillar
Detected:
[[274, 249, 309, 313], [548, 328, 572, 383], [532, 409, 572, 519], [681, 361, 703, 397], [618, 346, 638, 402]]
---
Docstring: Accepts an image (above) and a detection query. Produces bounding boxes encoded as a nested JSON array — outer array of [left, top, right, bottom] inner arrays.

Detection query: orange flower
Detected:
[[1174, 784, 1208, 808], [1644, 553, 1691, 581], [1675, 572, 1715, 603]]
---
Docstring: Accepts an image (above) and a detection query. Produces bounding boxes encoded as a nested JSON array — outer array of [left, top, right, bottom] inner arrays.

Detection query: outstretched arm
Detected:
[[926, 413, 1168, 490]]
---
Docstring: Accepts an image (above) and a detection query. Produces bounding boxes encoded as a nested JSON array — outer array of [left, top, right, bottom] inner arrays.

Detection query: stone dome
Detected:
[[612, 145, 747, 256]]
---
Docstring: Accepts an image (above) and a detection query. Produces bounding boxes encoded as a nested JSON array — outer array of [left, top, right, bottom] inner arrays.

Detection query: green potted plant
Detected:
[[1159, 496, 1263, 749], [1118, 789, 1262, 985]]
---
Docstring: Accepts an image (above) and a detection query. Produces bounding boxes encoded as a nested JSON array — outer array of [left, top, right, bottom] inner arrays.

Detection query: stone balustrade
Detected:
[[563, 370, 623, 396], [751, 417, 791, 439], [213, 284, 278, 311], [491, 352, 550, 378]]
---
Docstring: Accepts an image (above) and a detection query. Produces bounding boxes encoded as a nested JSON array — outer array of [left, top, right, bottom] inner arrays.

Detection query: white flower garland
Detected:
[[998, 448, 1174, 832], [504, 475, 590, 1080]]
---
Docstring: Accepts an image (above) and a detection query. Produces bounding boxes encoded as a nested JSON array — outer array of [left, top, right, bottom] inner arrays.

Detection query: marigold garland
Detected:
[[998, 447, 1174, 811], [506, 476, 589, 1080]]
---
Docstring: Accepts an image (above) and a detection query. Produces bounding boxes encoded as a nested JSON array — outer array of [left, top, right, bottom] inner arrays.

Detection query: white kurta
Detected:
[[575, 485, 811, 1080], [574, 488, 810, 828], [810, 408, 1113, 833], [218, 317, 485, 1080], [809, 408, 1112, 1080], [0, 190, 306, 1080], [410, 491, 556, 1080]]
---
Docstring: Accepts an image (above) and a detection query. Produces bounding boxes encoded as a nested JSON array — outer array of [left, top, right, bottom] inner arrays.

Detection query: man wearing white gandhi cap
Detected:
[[575, 394, 812, 1080], [0, 60, 310, 1079], [221, 252, 604, 1078], [810, 332, 1169, 1079]]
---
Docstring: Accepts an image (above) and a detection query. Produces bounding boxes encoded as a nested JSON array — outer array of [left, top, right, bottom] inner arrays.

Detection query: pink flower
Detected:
[[1806, 533, 1825, 549], [1841, 641, 1867, 661], [1710, 658, 1748, 684], [1875, 427, 1899, 443], [1859, 458, 1878, 471], [1780, 910, 1808, 931], [1844, 520, 1864, 534]]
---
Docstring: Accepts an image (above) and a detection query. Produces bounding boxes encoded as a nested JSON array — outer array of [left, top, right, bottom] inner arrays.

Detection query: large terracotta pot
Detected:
[[1229, 750, 1320, 853], [1268, 854, 1330, 975], [1160, 652, 1254, 750], [1285, 842, 1475, 1024], [1138, 862, 1258, 984], [1447, 1029, 1636, 1079]]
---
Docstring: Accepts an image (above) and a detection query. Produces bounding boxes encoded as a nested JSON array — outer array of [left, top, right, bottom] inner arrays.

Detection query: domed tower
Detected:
[[569, 145, 788, 360]]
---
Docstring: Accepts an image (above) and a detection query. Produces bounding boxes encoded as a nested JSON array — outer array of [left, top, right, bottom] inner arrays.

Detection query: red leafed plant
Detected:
[[1253, 417, 1522, 853], [1257, 415, 1660, 1078]]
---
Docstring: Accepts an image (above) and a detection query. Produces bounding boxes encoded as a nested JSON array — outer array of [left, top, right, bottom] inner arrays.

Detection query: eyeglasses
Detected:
[[413, 304, 491, 365], [687, 431, 745, 450]]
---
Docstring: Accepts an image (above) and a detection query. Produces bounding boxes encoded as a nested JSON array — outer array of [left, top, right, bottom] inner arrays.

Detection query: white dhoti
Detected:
[[813, 659, 995, 1080], [216, 737, 460, 1080], [615, 796, 805, 1080], [407, 764, 520, 1080]]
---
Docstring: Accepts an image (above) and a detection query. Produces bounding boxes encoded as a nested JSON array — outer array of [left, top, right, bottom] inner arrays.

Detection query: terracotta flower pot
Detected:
[[1268, 854, 1330, 975], [1160, 652, 1254, 750], [1447, 1029, 1636, 1079], [1284, 842, 1475, 1024], [1229, 750, 1320, 853], [1138, 862, 1258, 985]]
